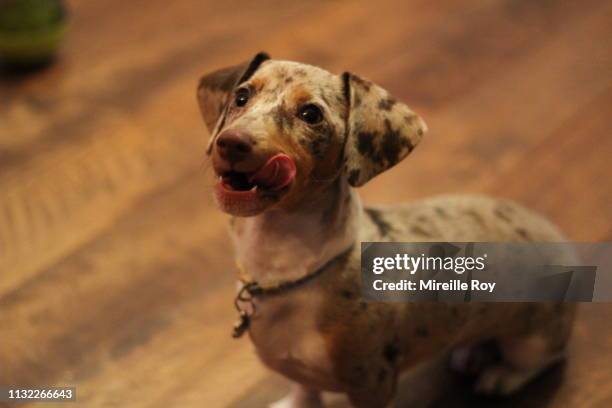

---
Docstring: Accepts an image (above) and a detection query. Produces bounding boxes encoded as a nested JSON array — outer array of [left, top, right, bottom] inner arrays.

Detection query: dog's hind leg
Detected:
[[474, 304, 577, 395], [269, 384, 323, 408], [473, 342, 564, 395]]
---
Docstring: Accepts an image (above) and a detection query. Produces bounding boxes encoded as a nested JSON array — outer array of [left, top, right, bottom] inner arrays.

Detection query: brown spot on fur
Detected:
[[284, 76, 293, 84], [410, 225, 434, 237], [357, 131, 376, 157], [365, 208, 394, 236], [340, 289, 354, 299], [515, 227, 530, 240], [465, 209, 486, 227], [351, 74, 372, 91], [435, 207, 449, 218], [307, 123, 335, 160], [383, 342, 399, 363], [381, 119, 414, 165], [404, 114, 419, 125], [319, 92, 332, 108], [494, 209, 512, 222], [381, 127, 402, 165], [494, 204, 514, 222], [249, 78, 266, 92], [291, 86, 315, 106], [305, 133, 330, 159], [378, 97, 396, 111], [348, 169, 360, 185], [273, 104, 294, 131]]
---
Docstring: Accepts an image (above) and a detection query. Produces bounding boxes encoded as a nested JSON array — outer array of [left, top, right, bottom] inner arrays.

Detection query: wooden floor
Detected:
[[1, 0, 611, 407]]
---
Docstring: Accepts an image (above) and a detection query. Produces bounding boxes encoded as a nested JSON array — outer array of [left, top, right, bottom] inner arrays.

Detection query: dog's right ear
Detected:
[[197, 52, 270, 144]]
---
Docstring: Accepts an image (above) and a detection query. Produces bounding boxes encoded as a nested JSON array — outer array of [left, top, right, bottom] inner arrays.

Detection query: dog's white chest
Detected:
[[247, 292, 342, 391]]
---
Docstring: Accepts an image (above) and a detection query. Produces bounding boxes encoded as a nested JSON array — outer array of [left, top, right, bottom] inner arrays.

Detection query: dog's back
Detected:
[[362, 194, 567, 243]]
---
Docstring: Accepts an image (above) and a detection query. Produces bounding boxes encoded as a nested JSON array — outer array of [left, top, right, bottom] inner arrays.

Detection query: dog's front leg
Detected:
[[269, 384, 323, 408]]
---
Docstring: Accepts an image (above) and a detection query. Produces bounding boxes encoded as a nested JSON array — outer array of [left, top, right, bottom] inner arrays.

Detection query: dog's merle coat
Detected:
[[198, 53, 576, 408]]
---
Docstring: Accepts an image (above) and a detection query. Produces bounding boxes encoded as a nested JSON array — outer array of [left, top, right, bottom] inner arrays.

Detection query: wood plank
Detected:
[[487, 87, 612, 240]]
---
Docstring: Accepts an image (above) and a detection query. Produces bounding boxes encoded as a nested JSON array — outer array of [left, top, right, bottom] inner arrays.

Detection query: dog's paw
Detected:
[[269, 395, 295, 408], [474, 365, 536, 396], [450, 341, 501, 375], [269, 392, 323, 408]]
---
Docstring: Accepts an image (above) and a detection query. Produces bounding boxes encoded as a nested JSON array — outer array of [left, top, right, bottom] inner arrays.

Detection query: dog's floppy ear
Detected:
[[197, 52, 270, 145], [342, 72, 427, 187]]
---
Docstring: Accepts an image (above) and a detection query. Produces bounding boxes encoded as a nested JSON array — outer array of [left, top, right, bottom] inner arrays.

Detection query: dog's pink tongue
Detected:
[[249, 154, 296, 190]]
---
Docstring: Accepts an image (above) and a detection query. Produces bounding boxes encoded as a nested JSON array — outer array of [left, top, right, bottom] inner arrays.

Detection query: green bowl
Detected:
[[0, 0, 68, 67]]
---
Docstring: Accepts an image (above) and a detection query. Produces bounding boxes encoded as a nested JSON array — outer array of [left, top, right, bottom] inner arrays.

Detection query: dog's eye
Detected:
[[298, 104, 323, 125], [235, 87, 250, 107]]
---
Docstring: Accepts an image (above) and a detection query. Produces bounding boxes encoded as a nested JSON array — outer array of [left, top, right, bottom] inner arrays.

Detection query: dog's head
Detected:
[[198, 52, 427, 216]]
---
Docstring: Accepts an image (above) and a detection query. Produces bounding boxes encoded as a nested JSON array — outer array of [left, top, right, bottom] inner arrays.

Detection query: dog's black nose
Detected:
[[216, 130, 253, 162]]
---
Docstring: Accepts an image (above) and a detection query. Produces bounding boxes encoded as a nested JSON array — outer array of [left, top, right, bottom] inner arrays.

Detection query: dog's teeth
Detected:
[[250, 185, 257, 192]]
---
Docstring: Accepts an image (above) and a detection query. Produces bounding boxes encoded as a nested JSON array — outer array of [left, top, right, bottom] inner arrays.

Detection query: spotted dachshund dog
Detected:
[[197, 53, 576, 408]]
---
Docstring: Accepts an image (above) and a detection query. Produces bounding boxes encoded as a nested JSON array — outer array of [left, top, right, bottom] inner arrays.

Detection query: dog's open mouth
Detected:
[[220, 171, 257, 192], [216, 153, 296, 196]]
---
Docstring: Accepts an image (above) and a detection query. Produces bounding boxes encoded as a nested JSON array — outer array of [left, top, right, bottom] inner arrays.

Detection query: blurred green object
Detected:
[[0, 0, 68, 68]]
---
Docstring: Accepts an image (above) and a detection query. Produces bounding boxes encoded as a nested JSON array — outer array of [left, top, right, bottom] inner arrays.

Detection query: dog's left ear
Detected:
[[342, 72, 427, 187], [197, 52, 270, 148]]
